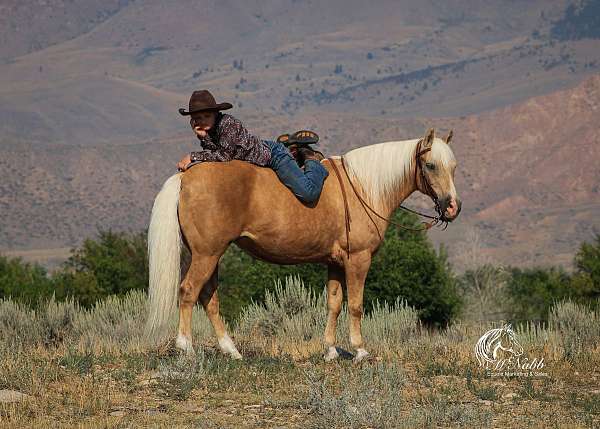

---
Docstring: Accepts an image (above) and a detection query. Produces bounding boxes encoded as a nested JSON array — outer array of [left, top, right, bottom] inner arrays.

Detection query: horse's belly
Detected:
[[233, 232, 331, 265]]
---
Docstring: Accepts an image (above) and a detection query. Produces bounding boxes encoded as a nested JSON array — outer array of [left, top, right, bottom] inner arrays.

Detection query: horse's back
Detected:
[[180, 159, 337, 215], [178, 159, 343, 260]]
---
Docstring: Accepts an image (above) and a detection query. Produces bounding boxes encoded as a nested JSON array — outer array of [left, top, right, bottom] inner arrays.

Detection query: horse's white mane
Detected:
[[342, 137, 455, 209]]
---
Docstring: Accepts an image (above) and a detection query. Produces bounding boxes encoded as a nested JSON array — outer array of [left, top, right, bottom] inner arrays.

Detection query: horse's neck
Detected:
[[383, 177, 417, 218], [345, 139, 419, 237], [367, 149, 418, 219]]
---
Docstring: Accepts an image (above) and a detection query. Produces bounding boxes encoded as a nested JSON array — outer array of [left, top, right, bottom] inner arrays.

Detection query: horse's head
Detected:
[[415, 128, 462, 223], [500, 323, 524, 357]]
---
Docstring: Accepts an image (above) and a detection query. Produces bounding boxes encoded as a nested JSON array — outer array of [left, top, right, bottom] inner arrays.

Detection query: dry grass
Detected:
[[0, 275, 598, 428]]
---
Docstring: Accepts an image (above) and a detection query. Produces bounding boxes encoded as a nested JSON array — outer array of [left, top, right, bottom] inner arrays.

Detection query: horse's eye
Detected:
[[425, 162, 435, 170]]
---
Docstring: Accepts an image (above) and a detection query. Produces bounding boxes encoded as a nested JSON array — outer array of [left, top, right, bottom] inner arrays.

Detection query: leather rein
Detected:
[[326, 138, 447, 257]]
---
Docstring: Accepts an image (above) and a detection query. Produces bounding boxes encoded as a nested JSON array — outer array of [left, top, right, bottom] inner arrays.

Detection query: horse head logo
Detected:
[[475, 323, 524, 368]]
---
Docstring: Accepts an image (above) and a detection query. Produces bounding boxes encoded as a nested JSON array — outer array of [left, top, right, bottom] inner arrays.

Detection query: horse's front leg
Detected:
[[345, 250, 372, 363], [323, 264, 345, 361]]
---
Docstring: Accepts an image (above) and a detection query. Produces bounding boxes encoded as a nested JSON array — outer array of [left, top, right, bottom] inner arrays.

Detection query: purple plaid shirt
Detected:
[[190, 112, 271, 167]]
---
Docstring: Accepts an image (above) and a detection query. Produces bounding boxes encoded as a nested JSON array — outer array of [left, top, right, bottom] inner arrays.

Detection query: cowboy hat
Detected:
[[178, 89, 233, 116]]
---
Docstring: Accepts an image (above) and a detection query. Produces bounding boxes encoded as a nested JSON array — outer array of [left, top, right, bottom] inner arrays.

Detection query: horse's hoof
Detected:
[[324, 346, 339, 362], [175, 335, 194, 354], [219, 334, 242, 360], [353, 348, 370, 363]]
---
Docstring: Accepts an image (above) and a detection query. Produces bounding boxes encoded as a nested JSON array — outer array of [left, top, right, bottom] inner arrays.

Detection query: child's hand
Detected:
[[177, 154, 192, 171], [193, 126, 209, 138]]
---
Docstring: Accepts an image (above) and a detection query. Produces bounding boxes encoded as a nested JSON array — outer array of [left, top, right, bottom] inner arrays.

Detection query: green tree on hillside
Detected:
[[0, 255, 54, 305], [53, 229, 148, 307], [572, 232, 600, 305], [505, 266, 572, 322]]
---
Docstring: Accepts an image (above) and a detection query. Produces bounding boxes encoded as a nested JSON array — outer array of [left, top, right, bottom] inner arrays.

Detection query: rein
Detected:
[[326, 138, 447, 258]]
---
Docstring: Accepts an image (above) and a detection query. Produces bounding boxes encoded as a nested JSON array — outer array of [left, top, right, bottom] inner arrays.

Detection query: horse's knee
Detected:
[[348, 303, 363, 319], [329, 301, 342, 315], [179, 282, 198, 305]]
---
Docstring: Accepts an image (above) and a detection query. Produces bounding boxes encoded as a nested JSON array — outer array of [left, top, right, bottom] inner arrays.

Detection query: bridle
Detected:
[[412, 137, 446, 228], [326, 138, 448, 257]]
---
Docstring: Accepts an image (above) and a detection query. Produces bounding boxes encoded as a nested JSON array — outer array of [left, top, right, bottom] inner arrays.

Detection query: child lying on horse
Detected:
[[177, 90, 329, 204]]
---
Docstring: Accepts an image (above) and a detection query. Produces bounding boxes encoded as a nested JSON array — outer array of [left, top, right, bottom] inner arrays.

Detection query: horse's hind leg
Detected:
[[323, 264, 345, 361], [176, 255, 219, 354], [199, 265, 242, 359]]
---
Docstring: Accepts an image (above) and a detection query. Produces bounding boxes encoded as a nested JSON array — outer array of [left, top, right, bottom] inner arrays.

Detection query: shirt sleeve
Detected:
[[190, 127, 236, 162], [190, 148, 234, 163], [189, 114, 270, 166]]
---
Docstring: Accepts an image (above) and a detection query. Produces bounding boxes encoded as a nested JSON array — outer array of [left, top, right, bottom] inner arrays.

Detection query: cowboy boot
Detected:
[[290, 130, 319, 145], [311, 148, 325, 161], [296, 146, 322, 164]]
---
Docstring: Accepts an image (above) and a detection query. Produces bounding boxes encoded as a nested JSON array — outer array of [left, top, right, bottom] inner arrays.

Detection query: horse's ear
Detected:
[[445, 129, 453, 145], [423, 128, 435, 149], [504, 323, 513, 331]]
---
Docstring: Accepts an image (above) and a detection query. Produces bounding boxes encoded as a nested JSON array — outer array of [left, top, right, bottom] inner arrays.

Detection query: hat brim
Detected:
[[178, 102, 233, 116]]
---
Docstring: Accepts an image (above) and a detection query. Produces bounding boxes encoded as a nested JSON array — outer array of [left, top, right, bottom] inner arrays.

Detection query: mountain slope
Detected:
[[2, 75, 599, 272], [4, 0, 599, 146]]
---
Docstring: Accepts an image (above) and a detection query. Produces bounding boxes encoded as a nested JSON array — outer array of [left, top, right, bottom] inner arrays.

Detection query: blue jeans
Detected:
[[262, 139, 329, 203]]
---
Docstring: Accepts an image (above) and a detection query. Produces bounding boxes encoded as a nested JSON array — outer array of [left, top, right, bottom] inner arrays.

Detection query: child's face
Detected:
[[190, 110, 216, 131]]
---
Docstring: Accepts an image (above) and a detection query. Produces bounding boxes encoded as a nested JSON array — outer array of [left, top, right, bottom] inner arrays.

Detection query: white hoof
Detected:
[[353, 348, 370, 363], [324, 346, 339, 362], [175, 334, 194, 354], [219, 334, 243, 360]]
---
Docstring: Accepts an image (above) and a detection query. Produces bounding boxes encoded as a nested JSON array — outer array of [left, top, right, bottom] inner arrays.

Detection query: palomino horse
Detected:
[[146, 128, 461, 362]]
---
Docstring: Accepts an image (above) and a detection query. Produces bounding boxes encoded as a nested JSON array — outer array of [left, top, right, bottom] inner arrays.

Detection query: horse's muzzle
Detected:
[[440, 196, 461, 222]]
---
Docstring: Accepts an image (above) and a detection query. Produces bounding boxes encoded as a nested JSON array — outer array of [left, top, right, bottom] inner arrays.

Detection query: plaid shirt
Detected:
[[190, 112, 271, 167]]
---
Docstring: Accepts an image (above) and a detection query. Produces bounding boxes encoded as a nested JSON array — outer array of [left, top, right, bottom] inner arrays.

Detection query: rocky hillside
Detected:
[[2, 0, 599, 146]]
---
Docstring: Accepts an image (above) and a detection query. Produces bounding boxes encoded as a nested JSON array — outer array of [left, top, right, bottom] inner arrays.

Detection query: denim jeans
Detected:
[[262, 139, 329, 203]]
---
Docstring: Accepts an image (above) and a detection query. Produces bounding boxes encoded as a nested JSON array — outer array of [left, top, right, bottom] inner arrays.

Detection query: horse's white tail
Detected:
[[146, 173, 183, 340]]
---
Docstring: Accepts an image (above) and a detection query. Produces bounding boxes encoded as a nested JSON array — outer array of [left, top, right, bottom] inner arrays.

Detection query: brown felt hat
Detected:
[[178, 90, 233, 116]]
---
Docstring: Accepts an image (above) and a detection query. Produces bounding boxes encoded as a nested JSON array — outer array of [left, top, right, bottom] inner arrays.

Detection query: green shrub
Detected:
[[60, 229, 148, 295], [235, 275, 327, 341], [364, 210, 461, 327], [549, 299, 600, 361], [0, 255, 54, 305], [218, 245, 326, 320], [504, 266, 572, 322], [572, 232, 600, 304], [49, 229, 148, 307]]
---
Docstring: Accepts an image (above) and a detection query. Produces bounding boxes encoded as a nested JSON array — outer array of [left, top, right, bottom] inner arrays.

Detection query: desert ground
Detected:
[[0, 276, 598, 428]]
